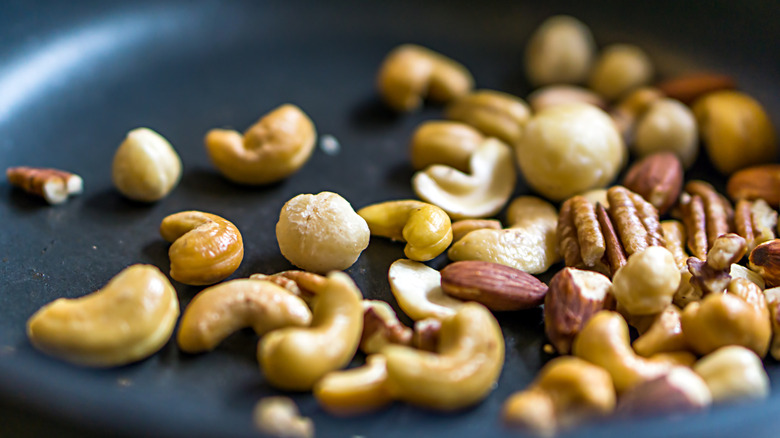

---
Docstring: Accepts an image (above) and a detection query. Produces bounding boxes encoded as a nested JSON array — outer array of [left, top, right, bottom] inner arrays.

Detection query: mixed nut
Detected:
[[8, 12, 780, 438]]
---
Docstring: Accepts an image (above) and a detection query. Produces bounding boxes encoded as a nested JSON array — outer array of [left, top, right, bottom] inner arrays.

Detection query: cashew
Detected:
[[160, 210, 244, 285], [448, 196, 559, 274], [112, 128, 182, 202], [253, 396, 313, 438], [205, 104, 316, 184], [413, 137, 516, 219], [176, 279, 312, 353], [357, 200, 452, 261], [409, 121, 482, 172], [258, 272, 363, 391], [445, 89, 531, 144], [388, 259, 464, 321], [524, 15, 596, 86], [502, 356, 615, 436], [27, 264, 179, 367], [313, 355, 393, 416], [631, 305, 689, 357], [377, 44, 474, 112], [383, 302, 504, 410], [572, 311, 677, 392], [612, 246, 681, 315], [693, 346, 769, 403], [588, 44, 654, 101]]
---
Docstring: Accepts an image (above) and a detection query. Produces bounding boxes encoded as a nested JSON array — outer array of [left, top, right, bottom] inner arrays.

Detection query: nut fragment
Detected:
[[377, 44, 473, 112], [544, 268, 614, 354], [360, 300, 412, 354], [622, 152, 683, 215], [631, 305, 688, 357], [612, 246, 680, 315], [451, 219, 502, 242], [277, 191, 370, 273], [6, 166, 83, 205], [409, 121, 481, 172], [27, 265, 179, 367], [412, 318, 442, 352], [445, 89, 531, 144], [205, 104, 316, 184], [633, 99, 699, 169], [656, 72, 736, 105], [734, 199, 777, 251], [727, 164, 780, 207], [615, 367, 711, 416], [249, 270, 326, 305], [588, 44, 654, 101], [160, 211, 244, 286], [749, 239, 780, 287], [693, 346, 769, 404], [527, 85, 606, 113], [253, 396, 313, 438], [313, 355, 393, 416], [388, 259, 464, 321], [440, 261, 548, 311], [687, 233, 747, 295], [524, 15, 596, 86], [111, 128, 181, 202]]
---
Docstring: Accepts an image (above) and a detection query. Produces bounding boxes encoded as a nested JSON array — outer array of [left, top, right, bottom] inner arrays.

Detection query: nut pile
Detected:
[[10, 12, 780, 438]]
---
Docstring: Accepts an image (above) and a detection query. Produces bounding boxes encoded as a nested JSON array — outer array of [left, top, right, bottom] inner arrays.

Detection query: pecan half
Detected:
[[687, 233, 747, 295], [734, 199, 777, 252], [677, 181, 734, 259], [607, 186, 664, 255]]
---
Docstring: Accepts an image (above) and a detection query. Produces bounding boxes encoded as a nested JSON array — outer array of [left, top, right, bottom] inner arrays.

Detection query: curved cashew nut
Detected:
[[177, 279, 312, 353], [313, 355, 393, 416], [503, 356, 615, 436], [357, 200, 453, 261], [447, 196, 559, 274], [205, 104, 316, 184], [631, 305, 689, 357], [382, 302, 504, 411], [160, 210, 244, 286], [572, 311, 677, 392], [388, 259, 464, 321], [413, 137, 516, 219], [377, 44, 474, 112], [253, 397, 313, 438], [258, 272, 363, 391], [27, 264, 179, 367]]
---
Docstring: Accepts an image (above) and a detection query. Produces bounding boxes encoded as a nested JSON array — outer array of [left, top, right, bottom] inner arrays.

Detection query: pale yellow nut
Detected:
[[160, 211, 244, 286], [205, 104, 316, 184], [693, 346, 769, 403], [527, 85, 606, 113], [388, 259, 464, 321], [572, 311, 678, 393], [765, 287, 780, 360], [730, 264, 765, 290], [358, 200, 452, 261], [634, 98, 699, 169], [313, 355, 393, 416], [383, 302, 504, 411], [276, 192, 370, 273], [515, 103, 625, 201], [451, 219, 502, 243], [413, 137, 516, 220], [611, 246, 681, 315], [445, 89, 531, 145], [27, 264, 179, 367], [505, 196, 559, 229], [258, 272, 363, 391], [112, 127, 181, 202], [253, 396, 313, 438], [502, 356, 615, 436], [524, 15, 596, 86], [692, 91, 777, 175], [631, 305, 688, 357], [409, 121, 482, 172], [176, 279, 312, 353], [377, 44, 474, 112], [588, 44, 654, 101]]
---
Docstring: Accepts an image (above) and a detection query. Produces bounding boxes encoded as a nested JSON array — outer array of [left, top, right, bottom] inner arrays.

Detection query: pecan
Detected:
[[360, 300, 413, 354], [6, 166, 83, 205], [677, 181, 734, 259], [687, 233, 747, 295], [727, 164, 780, 207], [661, 220, 689, 270], [607, 186, 664, 255], [597, 203, 627, 274], [557, 196, 608, 275], [734, 199, 777, 252]]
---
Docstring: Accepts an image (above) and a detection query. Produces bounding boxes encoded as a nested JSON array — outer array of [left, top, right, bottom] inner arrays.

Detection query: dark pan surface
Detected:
[[1, 1, 779, 437]]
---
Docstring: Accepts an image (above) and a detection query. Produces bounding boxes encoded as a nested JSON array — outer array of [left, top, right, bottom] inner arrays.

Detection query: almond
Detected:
[[727, 164, 780, 207], [439, 261, 547, 311], [749, 239, 780, 287], [543, 267, 614, 354], [656, 72, 736, 105], [622, 151, 683, 215]]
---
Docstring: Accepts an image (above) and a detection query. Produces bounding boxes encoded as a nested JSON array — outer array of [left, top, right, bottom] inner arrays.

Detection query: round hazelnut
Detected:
[[524, 15, 596, 86], [588, 44, 654, 101], [634, 98, 699, 169], [612, 246, 681, 315]]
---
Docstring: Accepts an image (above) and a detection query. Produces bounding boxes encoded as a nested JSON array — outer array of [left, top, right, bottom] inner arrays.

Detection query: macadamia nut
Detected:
[[112, 128, 182, 202], [612, 246, 681, 315], [634, 98, 699, 169], [276, 192, 370, 273], [515, 103, 625, 201], [588, 44, 654, 101], [525, 15, 596, 86]]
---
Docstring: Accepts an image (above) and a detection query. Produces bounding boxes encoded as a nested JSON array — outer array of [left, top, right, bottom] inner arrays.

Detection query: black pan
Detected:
[[1, 1, 779, 437]]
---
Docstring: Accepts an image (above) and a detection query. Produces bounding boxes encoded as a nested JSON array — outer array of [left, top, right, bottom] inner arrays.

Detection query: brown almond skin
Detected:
[[440, 261, 547, 311], [727, 165, 780, 207], [656, 73, 736, 105], [544, 267, 615, 354], [622, 152, 683, 215], [750, 239, 780, 287]]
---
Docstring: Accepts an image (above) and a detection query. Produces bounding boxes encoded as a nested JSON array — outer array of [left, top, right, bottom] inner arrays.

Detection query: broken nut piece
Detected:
[[748, 239, 780, 288], [7, 166, 83, 205], [360, 300, 413, 354], [253, 396, 313, 438], [616, 367, 711, 417]]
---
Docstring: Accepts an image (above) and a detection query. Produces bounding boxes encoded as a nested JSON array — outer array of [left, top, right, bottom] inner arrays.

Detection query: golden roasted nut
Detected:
[[160, 211, 244, 285], [450, 219, 502, 242], [502, 357, 615, 436], [616, 367, 711, 416], [445, 89, 531, 144], [205, 104, 316, 184], [358, 199, 452, 261], [633, 99, 699, 169], [388, 259, 464, 321], [258, 272, 363, 391], [631, 305, 688, 357], [277, 192, 370, 273], [692, 91, 777, 175], [27, 264, 179, 367], [527, 85, 606, 113], [409, 121, 482, 172], [6, 166, 83, 205], [176, 279, 312, 353], [112, 127, 181, 202], [588, 44, 654, 101], [524, 15, 596, 86], [313, 355, 393, 416], [693, 346, 769, 403], [253, 396, 313, 438], [612, 246, 680, 315], [377, 44, 473, 112], [440, 261, 548, 311], [383, 303, 504, 411]]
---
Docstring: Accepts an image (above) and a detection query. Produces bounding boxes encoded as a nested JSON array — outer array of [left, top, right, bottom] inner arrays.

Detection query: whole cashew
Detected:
[[205, 104, 316, 184], [27, 264, 179, 367], [258, 272, 363, 391], [177, 279, 312, 353], [388, 259, 464, 321], [160, 210, 244, 286], [313, 355, 393, 416], [382, 302, 504, 411], [358, 200, 453, 262]]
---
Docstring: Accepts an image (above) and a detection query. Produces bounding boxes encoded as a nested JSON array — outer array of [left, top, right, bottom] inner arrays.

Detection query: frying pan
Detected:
[[1, 0, 779, 437]]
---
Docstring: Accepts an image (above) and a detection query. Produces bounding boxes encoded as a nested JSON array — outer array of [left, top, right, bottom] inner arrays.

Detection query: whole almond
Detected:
[[656, 72, 736, 105], [440, 261, 547, 311], [727, 164, 780, 207], [544, 267, 615, 354], [749, 239, 780, 288], [622, 151, 683, 215]]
